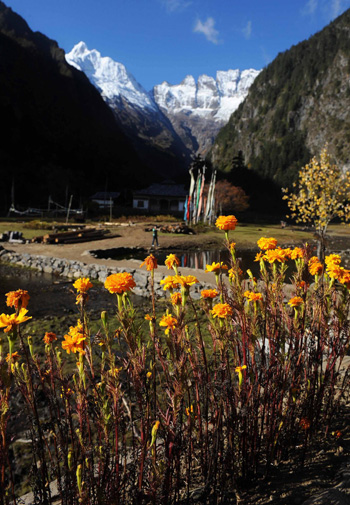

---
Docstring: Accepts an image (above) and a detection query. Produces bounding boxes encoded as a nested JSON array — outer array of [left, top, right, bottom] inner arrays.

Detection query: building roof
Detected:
[[134, 181, 187, 198], [91, 192, 120, 199]]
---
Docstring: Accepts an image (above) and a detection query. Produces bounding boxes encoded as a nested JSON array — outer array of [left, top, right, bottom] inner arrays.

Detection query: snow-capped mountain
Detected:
[[66, 42, 259, 155], [66, 42, 192, 174], [66, 41, 158, 112], [153, 69, 260, 152], [154, 69, 259, 123]]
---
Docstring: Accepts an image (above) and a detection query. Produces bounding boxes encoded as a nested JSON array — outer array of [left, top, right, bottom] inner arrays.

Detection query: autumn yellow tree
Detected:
[[283, 148, 350, 259]]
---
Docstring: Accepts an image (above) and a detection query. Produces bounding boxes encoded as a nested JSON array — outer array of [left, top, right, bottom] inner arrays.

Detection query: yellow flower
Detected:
[[201, 289, 219, 299], [211, 303, 233, 319], [288, 296, 304, 308], [290, 247, 304, 260], [228, 267, 243, 281], [0, 308, 32, 333], [244, 291, 263, 303], [215, 215, 238, 231], [257, 237, 277, 250], [159, 314, 178, 334], [308, 256, 323, 276], [6, 290, 30, 310], [170, 292, 182, 305], [264, 248, 290, 263], [104, 272, 136, 294], [205, 262, 228, 273], [43, 332, 57, 344], [73, 278, 93, 293], [160, 276, 181, 291], [325, 254, 341, 267], [164, 254, 180, 270], [62, 321, 86, 354], [173, 275, 198, 288], [140, 254, 158, 271], [254, 252, 265, 262], [235, 365, 247, 373]]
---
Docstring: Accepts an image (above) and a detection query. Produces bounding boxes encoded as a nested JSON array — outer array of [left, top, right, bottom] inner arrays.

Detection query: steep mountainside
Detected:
[[153, 69, 259, 154], [66, 42, 259, 157], [66, 42, 192, 173], [0, 2, 150, 210], [211, 9, 350, 188]]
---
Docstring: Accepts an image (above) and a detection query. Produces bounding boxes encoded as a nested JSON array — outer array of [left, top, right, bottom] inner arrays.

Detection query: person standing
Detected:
[[152, 226, 159, 247]]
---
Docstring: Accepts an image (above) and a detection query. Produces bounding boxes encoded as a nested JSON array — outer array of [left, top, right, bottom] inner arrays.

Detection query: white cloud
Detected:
[[301, 0, 318, 15], [193, 17, 220, 44], [330, 0, 343, 18], [301, 0, 348, 19], [161, 0, 191, 13], [242, 20, 252, 40]]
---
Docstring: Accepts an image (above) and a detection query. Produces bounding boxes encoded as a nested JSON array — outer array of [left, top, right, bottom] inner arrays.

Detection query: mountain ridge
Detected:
[[66, 42, 260, 155], [210, 8, 350, 188]]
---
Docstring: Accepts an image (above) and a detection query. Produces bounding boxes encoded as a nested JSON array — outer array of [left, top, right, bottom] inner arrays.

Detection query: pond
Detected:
[[91, 247, 262, 275]]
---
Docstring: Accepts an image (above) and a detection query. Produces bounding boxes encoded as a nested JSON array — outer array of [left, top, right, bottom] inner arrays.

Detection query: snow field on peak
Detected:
[[66, 42, 157, 111]]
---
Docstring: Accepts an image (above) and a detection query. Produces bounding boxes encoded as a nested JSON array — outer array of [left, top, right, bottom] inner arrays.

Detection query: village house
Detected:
[[132, 180, 187, 215]]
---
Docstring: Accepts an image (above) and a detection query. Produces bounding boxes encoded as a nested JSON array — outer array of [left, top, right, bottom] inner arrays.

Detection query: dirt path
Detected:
[[3, 222, 224, 285]]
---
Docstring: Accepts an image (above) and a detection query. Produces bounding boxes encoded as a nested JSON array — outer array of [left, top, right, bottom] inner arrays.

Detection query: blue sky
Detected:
[[4, 0, 350, 90]]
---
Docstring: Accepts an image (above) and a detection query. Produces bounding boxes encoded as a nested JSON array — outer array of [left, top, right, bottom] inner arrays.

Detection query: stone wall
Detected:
[[0, 248, 214, 299]]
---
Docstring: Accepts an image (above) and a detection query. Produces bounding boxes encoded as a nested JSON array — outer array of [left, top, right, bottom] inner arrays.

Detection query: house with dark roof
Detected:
[[133, 181, 187, 214], [90, 191, 120, 208]]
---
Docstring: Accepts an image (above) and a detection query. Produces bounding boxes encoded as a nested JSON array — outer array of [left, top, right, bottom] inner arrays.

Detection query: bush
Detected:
[[1, 223, 350, 504]]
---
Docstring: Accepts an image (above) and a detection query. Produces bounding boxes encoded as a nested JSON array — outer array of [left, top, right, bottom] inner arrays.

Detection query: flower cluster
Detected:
[[62, 321, 86, 354]]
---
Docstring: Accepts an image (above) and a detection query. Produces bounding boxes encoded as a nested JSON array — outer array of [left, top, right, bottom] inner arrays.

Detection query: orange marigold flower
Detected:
[[170, 292, 182, 305], [62, 322, 86, 354], [257, 237, 277, 250], [299, 418, 311, 430], [308, 256, 323, 276], [6, 290, 30, 309], [144, 314, 153, 321], [254, 252, 265, 262], [160, 276, 181, 291], [159, 314, 178, 335], [104, 272, 136, 294], [244, 291, 263, 303], [326, 264, 343, 281], [0, 308, 32, 333], [325, 254, 341, 267], [205, 262, 228, 273], [140, 254, 158, 271], [174, 275, 198, 288], [201, 289, 219, 299], [6, 351, 20, 363], [164, 254, 180, 270], [73, 278, 93, 293], [340, 269, 350, 288], [43, 332, 57, 344], [264, 248, 290, 263], [290, 247, 304, 260], [288, 296, 304, 308], [211, 303, 233, 319], [215, 215, 238, 231]]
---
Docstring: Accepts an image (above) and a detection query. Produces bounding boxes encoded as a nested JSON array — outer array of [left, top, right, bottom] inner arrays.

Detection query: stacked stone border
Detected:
[[0, 248, 214, 299]]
